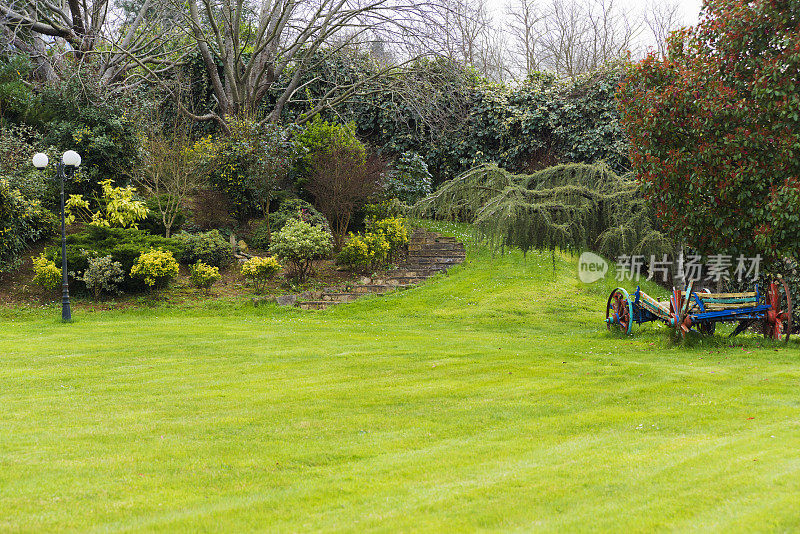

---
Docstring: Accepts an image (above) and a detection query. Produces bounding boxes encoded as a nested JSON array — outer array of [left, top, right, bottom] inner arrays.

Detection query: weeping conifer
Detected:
[[413, 163, 672, 259]]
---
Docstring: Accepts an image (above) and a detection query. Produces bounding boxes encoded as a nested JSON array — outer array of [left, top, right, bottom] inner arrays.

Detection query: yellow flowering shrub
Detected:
[[31, 253, 61, 292], [130, 248, 179, 289], [369, 217, 408, 257], [189, 260, 221, 294], [241, 256, 281, 293], [65, 179, 148, 228], [336, 232, 389, 272]]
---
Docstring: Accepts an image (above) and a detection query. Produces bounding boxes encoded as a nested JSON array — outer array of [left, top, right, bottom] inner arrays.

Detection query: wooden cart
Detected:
[[606, 280, 792, 341]]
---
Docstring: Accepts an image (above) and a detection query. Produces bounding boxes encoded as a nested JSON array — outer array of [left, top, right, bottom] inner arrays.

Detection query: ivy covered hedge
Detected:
[[284, 59, 630, 183]]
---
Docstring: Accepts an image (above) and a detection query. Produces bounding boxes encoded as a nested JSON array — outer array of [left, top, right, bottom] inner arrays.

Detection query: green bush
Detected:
[[269, 219, 333, 281], [1, 178, 57, 273], [140, 196, 188, 236], [189, 261, 221, 294], [175, 230, 230, 268], [74, 252, 125, 299], [336, 232, 390, 272], [46, 226, 184, 290], [131, 249, 179, 289], [0, 125, 54, 205], [269, 198, 330, 233], [384, 152, 432, 204], [31, 253, 61, 293], [205, 120, 301, 219], [368, 217, 408, 258], [241, 256, 281, 293], [249, 220, 272, 251]]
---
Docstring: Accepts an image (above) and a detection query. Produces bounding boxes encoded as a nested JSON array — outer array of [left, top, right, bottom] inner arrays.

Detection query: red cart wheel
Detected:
[[763, 278, 792, 342], [606, 287, 633, 335]]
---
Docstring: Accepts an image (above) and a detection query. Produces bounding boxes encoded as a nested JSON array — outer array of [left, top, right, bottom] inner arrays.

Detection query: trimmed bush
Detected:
[[175, 230, 230, 268], [269, 219, 332, 282], [74, 252, 125, 299], [241, 256, 281, 293], [130, 249, 179, 290], [46, 226, 183, 290], [31, 253, 61, 293], [189, 261, 221, 294]]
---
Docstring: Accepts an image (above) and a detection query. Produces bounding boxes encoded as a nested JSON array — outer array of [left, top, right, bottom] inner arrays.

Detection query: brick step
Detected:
[[408, 243, 464, 253], [347, 284, 395, 294], [385, 269, 442, 278], [387, 276, 426, 285], [319, 292, 361, 303], [297, 301, 337, 310]]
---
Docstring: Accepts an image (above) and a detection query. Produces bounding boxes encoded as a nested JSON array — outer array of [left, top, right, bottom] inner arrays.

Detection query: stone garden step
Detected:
[[385, 268, 444, 278], [320, 292, 361, 303], [408, 243, 464, 252], [348, 284, 394, 294], [297, 301, 336, 310], [387, 276, 426, 285], [292, 228, 466, 311]]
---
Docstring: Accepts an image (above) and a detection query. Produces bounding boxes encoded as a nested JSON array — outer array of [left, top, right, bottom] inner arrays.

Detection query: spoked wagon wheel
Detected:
[[698, 289, 715, 336], [606, 287, 633, 335], [763, 278, 792, 342]]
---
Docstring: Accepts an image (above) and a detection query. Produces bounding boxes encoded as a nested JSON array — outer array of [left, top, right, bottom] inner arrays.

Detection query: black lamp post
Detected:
[[33, 151, 81, 322]]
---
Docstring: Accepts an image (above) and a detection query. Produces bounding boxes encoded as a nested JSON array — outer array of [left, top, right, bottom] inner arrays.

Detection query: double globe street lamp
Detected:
[[32, 150, 82, 322]]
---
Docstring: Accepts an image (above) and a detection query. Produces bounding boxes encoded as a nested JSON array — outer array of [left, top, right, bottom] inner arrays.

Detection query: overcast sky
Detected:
[[484, 0, 704, 25]]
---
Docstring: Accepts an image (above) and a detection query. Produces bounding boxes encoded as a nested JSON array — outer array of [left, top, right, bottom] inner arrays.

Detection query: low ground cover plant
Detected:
[[46, 226, 183, 290]]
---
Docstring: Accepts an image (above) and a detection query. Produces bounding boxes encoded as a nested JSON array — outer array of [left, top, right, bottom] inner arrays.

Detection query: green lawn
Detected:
[[2, 223, 799, 532]]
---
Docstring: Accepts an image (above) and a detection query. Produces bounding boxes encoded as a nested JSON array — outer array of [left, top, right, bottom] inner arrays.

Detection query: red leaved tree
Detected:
[[618, 0, 800, 264]]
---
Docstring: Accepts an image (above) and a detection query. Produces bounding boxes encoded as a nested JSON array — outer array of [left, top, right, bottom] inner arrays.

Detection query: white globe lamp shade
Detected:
[[62, 150, 81, 167], [32, 153, 49, 169]]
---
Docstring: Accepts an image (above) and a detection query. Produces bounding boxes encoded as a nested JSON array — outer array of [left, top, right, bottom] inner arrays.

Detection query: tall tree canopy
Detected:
[[618, 0, 800, 264]]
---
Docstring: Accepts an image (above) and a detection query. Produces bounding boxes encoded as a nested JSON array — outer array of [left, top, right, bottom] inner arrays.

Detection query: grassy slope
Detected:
[[1, 221, 799, 533]]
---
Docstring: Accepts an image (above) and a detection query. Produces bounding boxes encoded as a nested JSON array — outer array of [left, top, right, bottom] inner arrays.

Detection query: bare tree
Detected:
[[643, 0, 682, 57], [505, 0, 540, 78], [0, 0, 189, 85], [134, 119, 211, 237], [407, 0, 506, 81], [176, 0, 437, 129], [508, 0, 638, 79]]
